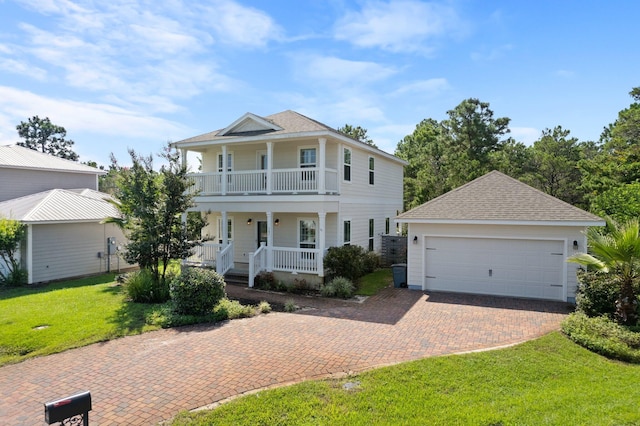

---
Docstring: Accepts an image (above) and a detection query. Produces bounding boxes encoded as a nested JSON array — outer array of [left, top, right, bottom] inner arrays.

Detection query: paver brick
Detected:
[[0, 286, 569, 425]]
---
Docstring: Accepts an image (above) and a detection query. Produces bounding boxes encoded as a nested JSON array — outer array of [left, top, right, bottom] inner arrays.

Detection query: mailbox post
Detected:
[[44, 391, 91, 425]]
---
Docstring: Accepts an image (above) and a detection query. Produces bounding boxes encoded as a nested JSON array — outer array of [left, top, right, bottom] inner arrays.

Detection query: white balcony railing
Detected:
[[188, 168, 338, 196]]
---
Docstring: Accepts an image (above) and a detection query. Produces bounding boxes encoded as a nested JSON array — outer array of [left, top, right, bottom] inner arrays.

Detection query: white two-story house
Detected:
[[172, 110, 407, 286]]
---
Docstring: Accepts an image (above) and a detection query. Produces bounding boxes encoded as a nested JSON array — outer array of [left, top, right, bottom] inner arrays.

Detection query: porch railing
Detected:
[[186, 242, 220, 266], [272, 247, 319, 274], [216, 242, 234, 275], [248, 242, 267, 288], [187, 168, 338, 195]]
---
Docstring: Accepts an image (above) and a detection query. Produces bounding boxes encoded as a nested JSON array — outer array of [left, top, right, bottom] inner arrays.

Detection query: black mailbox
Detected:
[[44, 391, 91, 425]]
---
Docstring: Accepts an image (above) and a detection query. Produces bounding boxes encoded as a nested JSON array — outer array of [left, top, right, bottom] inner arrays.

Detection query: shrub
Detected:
[[1, 268, 28, 287], [170, 267, 226, 315], [258, 300, 272, 313], [254, 271, 276, 290], [562, 311, 640, 363], [575, 270, 619, 318], [324, 245, 367, 281], [321, 276, 355, 299], [284, 299, 297, 312], [125, 269, 170, 303], [363, 251, 381, 274], [213, 298, 254, 320]]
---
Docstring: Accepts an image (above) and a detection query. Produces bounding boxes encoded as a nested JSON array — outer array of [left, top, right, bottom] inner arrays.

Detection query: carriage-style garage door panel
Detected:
[[424, 237, 565, 301]]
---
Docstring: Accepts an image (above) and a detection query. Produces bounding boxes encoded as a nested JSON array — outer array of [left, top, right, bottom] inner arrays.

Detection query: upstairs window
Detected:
[[343, 148, 352, 182], [385, 217, 390, 235], [300, 148, 317, 182], [300, 148, 316, 168], [368, 156, 375, 185]]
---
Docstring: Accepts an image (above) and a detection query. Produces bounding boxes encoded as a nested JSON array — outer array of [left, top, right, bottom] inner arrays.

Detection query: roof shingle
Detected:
[[397, 170, 603, 223]]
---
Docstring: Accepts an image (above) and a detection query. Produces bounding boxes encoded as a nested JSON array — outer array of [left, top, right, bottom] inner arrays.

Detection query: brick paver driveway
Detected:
[[0, 286, 569, 425]]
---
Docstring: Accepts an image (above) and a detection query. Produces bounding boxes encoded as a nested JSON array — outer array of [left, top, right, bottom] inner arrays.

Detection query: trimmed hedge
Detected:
[[170, 267, 226, 315]]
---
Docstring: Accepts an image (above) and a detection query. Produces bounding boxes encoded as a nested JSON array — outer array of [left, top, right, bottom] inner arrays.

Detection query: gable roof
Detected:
[[0, 189, 120, 223], [172, 110, 407, 165], [397, 170, 604, 226], [0, 145, 105, 175]]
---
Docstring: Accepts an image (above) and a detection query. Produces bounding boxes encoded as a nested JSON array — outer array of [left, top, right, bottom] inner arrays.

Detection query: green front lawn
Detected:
[[0, 274, 161, 366], [172, 332, 640, 425], [356, 269, 392, 296]]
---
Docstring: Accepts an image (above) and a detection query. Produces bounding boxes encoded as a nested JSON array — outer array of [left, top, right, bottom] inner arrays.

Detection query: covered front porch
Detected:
[[184, 208, 338, 287]]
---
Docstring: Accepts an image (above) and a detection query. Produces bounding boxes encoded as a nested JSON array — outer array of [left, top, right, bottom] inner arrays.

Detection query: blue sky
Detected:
[[0, 0, 638, 166]]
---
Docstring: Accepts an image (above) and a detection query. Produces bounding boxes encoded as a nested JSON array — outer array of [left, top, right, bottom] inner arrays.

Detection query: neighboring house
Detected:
[[172, 110, 407, 285], [0, 145, 131, 284], [0, 145, 101, 201], [396, 171, 605, 302], [0, 189, 131, 283]]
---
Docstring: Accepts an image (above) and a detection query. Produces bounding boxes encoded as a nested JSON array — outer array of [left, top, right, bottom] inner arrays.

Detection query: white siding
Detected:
[[31, 222, 131, 283], [406, 223, 585, 302], [0, 168, 98, 202]]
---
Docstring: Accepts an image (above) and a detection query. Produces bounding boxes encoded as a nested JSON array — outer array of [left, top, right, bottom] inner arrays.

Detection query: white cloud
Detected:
[[298, 55, 397, 88], [0, 86, 189, 143], [334, 0, 464, 53], [202, 0, 284, 47], [390, 78, 449, 96], [0, 58, 47, 80]]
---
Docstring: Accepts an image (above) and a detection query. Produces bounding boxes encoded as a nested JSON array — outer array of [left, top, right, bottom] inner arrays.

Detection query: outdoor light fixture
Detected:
[[573, 240, 579, 250], [247, 218, 252, 225], [413, 236, 418, 244], [274, 218, 280, 226]]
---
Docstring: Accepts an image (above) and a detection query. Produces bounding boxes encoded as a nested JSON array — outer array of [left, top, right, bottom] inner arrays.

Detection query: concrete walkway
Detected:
[[0, 286, 569, 425]]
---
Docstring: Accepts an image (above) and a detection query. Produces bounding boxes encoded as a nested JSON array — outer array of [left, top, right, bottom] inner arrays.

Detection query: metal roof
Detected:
[[0, 145, 105, 174], [0, 189, 120, 223]]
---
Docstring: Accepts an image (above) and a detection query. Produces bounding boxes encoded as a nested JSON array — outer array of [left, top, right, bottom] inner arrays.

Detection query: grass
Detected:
[[0, 273, 267, 366], [356, 268, 392, 296], [0, 274, 161, 366], [171, 332, 640, 425]]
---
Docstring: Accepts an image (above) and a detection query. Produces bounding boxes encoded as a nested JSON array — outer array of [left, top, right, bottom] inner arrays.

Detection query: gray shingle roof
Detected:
[[174, 110, 332, 144], [0, 145, 105, 174], [397, 170, 604, 224], [0, 189, 120, 223]]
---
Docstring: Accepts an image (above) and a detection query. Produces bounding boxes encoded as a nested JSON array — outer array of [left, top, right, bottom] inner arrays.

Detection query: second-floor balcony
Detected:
[[188, 167, 338, 196]]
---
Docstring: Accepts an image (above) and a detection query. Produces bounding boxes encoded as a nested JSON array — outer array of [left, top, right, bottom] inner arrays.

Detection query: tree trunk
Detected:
[[616, 278, 638, 326]]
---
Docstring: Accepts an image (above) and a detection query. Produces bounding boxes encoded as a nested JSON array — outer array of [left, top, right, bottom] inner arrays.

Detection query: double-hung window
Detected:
[[368, 218, 374, 251], [343, 148, 352, 182], [299, 219, 317, 260], [300, 148, 316, 182], [368, 157, 375, 185], [343, 220, 351, 246]]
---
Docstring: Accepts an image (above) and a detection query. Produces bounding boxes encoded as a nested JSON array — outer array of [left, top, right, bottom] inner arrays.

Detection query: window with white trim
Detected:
[[217, 152, 233, 172], [299, 148, 316, 182], [343, 220, 351, 246], [368, 156, 375, 185], [385, 217, 390, 235], [299, 219, 317, 250], [343, 148, 351, 182], [368, 218, 374, 251], [216, 217, 234, 243]]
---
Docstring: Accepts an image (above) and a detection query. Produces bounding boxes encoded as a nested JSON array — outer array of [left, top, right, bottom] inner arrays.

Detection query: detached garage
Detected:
[[396, 171, 605, 302]]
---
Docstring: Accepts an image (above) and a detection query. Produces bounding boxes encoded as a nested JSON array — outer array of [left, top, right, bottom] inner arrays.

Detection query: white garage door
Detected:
[[424, 237, 565, 301]]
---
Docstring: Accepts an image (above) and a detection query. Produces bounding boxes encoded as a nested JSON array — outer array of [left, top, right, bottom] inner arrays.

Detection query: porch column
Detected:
[[180, 149, 187, 169], [26, 224, 33, 284], [266, 142, 273, 195], [318, 138, 326, 194], [266, 211, 273, 271], [221, 211, 228, 246], [317, 212, 326, 277], [221, 145, 227, 195]]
